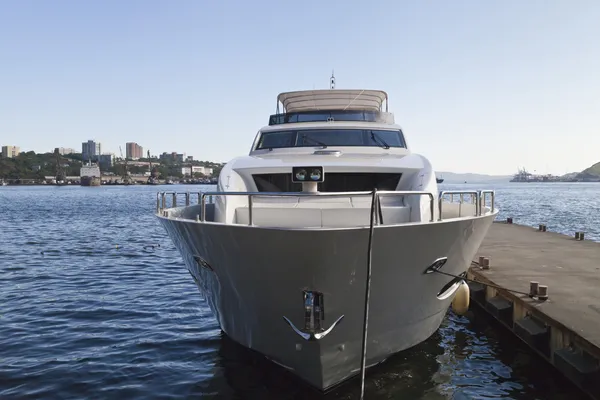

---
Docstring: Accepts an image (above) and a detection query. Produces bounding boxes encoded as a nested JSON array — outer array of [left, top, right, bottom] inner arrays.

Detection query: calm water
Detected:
[[1, 183, 598, 399]]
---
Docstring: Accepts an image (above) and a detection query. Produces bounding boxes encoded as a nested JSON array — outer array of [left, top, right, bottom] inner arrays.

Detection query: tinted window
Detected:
[[269, 110, 385, 125], [255, 129, 406, 150], [257, 130, 295, 149]]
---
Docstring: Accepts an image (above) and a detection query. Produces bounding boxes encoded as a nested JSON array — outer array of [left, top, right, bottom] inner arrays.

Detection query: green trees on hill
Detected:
[[157, 165, 182, 179], [0, 151, 82, 179]]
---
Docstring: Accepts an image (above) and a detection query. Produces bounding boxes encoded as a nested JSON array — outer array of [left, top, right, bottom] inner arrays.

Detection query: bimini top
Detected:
[[277, 89, 388, 113]]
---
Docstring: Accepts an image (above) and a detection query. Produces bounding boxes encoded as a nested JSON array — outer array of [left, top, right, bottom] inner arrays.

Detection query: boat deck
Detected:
[[469, 221, 600, 399]]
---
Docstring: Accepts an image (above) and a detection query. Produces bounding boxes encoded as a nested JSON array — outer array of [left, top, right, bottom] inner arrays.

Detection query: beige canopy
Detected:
[[277, 89, 388, 113]]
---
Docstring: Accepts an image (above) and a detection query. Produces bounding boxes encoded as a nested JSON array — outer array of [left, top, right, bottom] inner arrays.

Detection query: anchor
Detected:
[[283, 290, 344, 341]]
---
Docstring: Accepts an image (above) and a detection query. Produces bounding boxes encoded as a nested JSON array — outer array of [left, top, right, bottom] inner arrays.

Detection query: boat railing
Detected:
[[480, 190, 495, 215], [437, 190, 495, 219], [157, 189, 496, 225], [157, 190, 435, 224], [156, 191, 208, 214], [200, 190, 436, 225]]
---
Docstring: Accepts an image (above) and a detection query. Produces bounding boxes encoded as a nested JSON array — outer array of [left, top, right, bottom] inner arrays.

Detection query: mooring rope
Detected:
[[359, 189, 378, 400], [431, 262, 534, 298]]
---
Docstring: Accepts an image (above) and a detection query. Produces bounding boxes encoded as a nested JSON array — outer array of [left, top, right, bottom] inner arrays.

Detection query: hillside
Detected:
[[561, 172, 580, 180], [0, 151, 81, 179], [576, 162, 600, 181], [436, 171, 512, 184]]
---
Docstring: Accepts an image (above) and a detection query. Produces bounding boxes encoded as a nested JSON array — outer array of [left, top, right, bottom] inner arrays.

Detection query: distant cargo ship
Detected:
[[510, 168, 577, 183], [80, 163, 101, 187]]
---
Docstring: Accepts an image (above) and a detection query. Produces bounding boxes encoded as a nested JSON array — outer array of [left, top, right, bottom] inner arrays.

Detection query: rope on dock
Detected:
[[359, 189, 378, 400], [432, 264, 534, 298]]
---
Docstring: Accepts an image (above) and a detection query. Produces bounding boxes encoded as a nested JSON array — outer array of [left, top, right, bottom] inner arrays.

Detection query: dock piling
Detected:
[[529, 281, 539, 297], [537, 285, 549, 301], [482, 257, 490, 270], [507, 217, 513, 224]]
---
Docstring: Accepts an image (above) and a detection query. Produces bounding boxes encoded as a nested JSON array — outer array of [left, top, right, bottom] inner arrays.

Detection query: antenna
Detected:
[[330, 70, 335, 89]]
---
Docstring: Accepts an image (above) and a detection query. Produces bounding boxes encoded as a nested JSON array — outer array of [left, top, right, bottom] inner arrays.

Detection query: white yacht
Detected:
[[156, 86, 498, 391]]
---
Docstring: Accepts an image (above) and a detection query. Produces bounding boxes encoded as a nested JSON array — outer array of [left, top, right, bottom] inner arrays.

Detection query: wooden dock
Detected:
[[468, 221, 600, 399]]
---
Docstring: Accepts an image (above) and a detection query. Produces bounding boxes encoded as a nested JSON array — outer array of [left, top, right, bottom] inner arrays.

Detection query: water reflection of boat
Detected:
[[201, 329, 443, 399]]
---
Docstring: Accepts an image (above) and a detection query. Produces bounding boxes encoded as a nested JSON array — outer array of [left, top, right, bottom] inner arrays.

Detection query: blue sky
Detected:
[[1, 0, 599, 175]]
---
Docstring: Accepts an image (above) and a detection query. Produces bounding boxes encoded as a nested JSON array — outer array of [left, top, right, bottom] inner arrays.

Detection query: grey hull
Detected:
[[157, 211, 496, 390]]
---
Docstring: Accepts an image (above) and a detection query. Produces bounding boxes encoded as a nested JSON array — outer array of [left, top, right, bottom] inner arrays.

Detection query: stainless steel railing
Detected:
[[156, 191, 214, 214], [199, 190, 435, 225], [438, 190, 480, 220], [157, 189, 496, 225], [480, 190, 495, 215]]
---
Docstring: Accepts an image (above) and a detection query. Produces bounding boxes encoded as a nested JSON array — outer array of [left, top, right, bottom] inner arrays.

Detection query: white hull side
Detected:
[[157, 213, 496, 390]]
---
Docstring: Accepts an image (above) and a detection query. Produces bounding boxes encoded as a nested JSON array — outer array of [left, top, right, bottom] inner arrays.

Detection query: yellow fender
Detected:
[[451, 281, 470, 315]]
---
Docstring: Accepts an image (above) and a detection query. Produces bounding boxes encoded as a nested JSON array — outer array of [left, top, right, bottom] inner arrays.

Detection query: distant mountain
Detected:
[[436, 171, 512, 184], [561, 172, 579, 180], [575, 162, 600, 181]]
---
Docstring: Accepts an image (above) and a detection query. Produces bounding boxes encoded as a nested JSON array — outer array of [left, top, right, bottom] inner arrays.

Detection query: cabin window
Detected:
[[268, 110, 384, 125], [255, 129, 406, 150], [258, 130, 295, 149]]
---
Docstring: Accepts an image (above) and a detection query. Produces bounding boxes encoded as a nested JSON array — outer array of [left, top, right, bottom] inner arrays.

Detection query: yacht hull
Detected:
[[157, 213, 496, 390]]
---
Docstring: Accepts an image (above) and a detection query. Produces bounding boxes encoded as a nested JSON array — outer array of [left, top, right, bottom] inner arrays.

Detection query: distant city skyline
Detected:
[[1, 1, 599, 175], [1, 140, 184, 160], [1, 139, 192, 162], [0, 136, 595, 176]]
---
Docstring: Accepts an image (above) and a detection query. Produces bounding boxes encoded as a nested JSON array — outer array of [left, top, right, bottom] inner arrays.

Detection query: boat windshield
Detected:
[[255, 129, 406, 150]]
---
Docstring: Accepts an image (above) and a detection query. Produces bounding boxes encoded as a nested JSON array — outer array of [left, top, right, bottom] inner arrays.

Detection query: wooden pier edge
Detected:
[[467, 266, 600, 399]]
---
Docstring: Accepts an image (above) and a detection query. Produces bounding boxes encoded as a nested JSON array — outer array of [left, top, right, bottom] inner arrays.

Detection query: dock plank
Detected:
[[473, 222, 600, 353]]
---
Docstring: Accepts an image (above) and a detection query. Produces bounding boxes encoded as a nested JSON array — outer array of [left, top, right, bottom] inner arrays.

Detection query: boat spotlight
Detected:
[[310, 169, 322, 181], [292, 166, 325, 183], [295, 169, 307, 181]]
